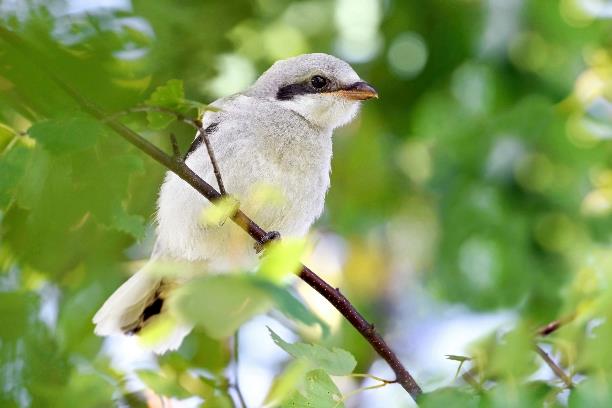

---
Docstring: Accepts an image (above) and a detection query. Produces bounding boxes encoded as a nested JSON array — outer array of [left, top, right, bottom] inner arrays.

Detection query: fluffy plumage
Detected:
[[93, 53, 376, 352]]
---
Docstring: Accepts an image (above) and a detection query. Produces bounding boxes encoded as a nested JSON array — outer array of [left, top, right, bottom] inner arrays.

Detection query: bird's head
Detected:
[[247, 53, 377, 130]]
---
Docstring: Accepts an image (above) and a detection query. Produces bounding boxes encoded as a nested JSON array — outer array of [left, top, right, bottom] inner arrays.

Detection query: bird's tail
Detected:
[[93, 261, 193, 354]]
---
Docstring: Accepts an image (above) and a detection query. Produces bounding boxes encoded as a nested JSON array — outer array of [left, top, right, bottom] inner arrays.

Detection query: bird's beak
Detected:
[[338, 81, 379, 100]]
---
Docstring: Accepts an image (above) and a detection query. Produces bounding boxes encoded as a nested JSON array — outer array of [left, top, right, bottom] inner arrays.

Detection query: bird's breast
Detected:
[[235, 132, 332, 238]]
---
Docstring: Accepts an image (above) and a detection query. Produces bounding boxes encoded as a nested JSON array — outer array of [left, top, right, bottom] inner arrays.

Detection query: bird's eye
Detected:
[[310, 75, 328, 89]]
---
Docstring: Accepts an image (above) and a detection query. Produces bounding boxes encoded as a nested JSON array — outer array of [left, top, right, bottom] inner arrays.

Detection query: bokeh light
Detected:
[[387, 32, 428, 79]]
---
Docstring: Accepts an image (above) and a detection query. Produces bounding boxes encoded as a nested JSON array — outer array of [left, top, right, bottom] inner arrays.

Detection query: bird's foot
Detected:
[[254, 230, 281, 254]]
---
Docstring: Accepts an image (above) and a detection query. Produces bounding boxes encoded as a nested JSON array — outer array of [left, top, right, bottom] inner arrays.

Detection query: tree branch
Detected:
[[109, 106, 227, 195], [0, 27, 423, 400], [534, 345, 573, 389], [193, 119, 226, 195]]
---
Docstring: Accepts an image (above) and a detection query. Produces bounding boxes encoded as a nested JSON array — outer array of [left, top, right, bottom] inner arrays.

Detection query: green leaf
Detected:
[[258, 238, 307, 283], [111, 206, 146, 239], [265, 359, 310, 406], [0, 292, 38, 341], [136, 369, 192, 399], [269, 329, 356, 375], [171, 275, 274, 339], [282, 369, 344, 408], [568, 377, 612, 407], [138, 314, 183, 349], [0, 123, 17, 150], [200, 196, 239, 226], [171, 275, 328, 339], [419, 387, 479, 408], [27, 116, 104, 154], [201, 394, 233, 408], [146, 79, 184, 108], [0, 141, 33, 208], [72, 152, 145, 238], [145, 79, 185, 129], [254, 280, 329, 337]]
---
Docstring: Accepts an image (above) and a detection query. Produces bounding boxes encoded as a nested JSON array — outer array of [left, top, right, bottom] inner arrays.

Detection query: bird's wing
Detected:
[[151, 93, 253, 262]]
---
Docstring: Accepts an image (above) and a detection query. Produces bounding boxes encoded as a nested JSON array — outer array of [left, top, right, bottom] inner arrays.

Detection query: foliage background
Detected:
[[1, 0, 612, 406]]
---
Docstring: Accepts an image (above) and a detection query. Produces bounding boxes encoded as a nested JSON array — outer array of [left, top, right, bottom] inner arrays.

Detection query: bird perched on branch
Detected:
[[93, 53, 378, 353]]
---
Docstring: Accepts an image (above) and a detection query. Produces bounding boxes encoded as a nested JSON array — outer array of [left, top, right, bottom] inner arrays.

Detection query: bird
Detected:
[[92, 53, 378, 353]]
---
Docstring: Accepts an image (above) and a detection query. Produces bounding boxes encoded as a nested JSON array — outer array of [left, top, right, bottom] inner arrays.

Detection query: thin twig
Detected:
[[534, 345, 573, 389], [111, 106, 227, 195], [349, 373, 397, 384], [194, 119, 226, 195], [232, 330, 247, 408], [334, 382, 391, 408], [0, 26, 423, 400]]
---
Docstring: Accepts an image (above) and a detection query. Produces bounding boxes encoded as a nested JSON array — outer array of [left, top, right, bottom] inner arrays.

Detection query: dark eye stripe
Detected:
[[276, 83, 310, 100], [276, 81, 337, 100]]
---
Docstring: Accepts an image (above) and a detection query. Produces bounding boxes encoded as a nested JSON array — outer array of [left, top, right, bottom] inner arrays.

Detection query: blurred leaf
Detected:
[[200, 196, 239, 226], [172, 275, 327, 339], [0, 292, 36, 341], [0, 123, 17, 150], [27, 116, 104, 154], [72, 152, 146, 238], [419, 387, 479, 408], [171, 275, 273, 339], [202, 393, 233, 408], [55, 373, 116, 407], [282, 369, 344, 408], [258, 238, 307, 283], [484, 381, 556, 408], [265, 359, 310, 406], [136, 369, 192, 399], [138, 314, 182, 349], [0, 141, 33, 209], [111, 207, 146, 238], [255, 279, 329, 337], [569, 377, 612, 407], [269, 328, 356, 375], [171, 328, 231, 374]]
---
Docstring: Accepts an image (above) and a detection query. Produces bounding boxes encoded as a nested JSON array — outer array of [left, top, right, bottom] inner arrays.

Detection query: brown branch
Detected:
[[193, 119, 226, 195], [534, 345, 573, 389], [0, 27, 423, 400], [533, 314, 576, 389]]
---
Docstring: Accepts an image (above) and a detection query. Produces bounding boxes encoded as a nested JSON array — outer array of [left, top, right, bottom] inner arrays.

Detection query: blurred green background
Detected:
[[1, 0, 612, 407]]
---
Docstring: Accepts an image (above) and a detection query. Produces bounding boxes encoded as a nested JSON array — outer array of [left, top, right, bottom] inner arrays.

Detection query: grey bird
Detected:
[[93, 53, 378, 352]]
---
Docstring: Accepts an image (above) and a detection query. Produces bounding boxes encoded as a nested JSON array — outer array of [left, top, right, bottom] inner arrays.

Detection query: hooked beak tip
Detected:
[[340, 81, 378, 101]]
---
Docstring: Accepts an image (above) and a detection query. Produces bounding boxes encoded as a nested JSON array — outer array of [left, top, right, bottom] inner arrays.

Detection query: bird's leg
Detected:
[[254, 230, 281, 253]]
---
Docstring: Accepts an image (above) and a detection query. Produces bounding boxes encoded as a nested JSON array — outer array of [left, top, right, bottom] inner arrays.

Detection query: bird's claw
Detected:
[[254, 230, 281, 253]]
